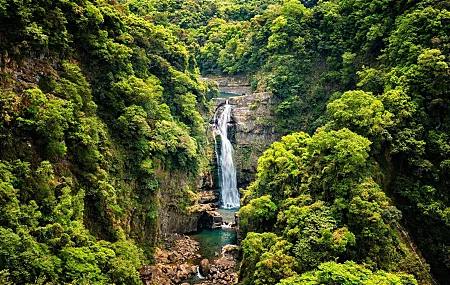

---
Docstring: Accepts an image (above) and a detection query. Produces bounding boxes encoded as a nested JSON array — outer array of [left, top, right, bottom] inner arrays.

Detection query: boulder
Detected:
[[222, 244, 241, 260], [199, 259, 210, 277], [198, 211, 223, 230]]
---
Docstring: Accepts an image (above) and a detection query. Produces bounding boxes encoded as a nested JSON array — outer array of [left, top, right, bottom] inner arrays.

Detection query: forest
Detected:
[[0, 0, 449, 284]]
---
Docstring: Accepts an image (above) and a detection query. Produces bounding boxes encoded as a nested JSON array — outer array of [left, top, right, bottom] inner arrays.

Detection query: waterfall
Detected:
[[197, 266, 205, 279], [215, 100, 240, 209]]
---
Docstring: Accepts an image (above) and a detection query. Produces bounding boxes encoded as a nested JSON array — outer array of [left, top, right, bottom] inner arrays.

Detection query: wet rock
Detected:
[[143, 234, 239, 285], [200, 259, 210, 277], [198, 211, 223, 230], [203, 75, 251, 94], [222, 244, 241, 260]]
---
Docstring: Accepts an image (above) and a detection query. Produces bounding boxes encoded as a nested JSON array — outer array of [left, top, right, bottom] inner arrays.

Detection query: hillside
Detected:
[[1, 0, 450, 284], [0, 0, 217, 283]]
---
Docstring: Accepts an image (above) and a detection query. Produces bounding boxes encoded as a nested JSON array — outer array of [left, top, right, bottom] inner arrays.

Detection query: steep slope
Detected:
[[0, 0, 217, 284]]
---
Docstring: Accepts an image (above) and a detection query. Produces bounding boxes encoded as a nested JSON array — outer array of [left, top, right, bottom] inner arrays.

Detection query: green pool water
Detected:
[[190, 228, 237, 261], [184, 228, 237, 284], [219, 91, 241, 98], [189, 209, 238, 262]]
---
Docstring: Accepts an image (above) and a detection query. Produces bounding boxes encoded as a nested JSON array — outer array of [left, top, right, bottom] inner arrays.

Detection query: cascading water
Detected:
[[215, 100, 240, 209]]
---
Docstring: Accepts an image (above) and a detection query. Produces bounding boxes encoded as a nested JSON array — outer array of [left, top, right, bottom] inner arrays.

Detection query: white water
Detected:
[[215, 100, 240, 209], [197, 266, 205, 279]]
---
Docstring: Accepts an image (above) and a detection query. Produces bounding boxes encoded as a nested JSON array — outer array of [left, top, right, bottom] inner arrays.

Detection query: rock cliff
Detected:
[[214, 93, 281, 189], [154, 159, 220, 238]]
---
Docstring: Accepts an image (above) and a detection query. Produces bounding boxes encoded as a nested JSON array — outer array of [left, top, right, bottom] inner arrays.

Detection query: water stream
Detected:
[[215, 100, 240, 209], [219, 91, 240, 98], [185, 98, 241, 284]]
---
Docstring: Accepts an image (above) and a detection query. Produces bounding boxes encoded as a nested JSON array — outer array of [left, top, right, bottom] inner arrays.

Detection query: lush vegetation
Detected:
[[0, 0, 217, 283], [1, 0, 450, 284], [146, 0, 450, 283]]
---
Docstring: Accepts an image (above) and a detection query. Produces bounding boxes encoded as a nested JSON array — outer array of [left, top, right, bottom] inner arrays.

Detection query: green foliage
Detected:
[[2, 0, 450, 284], [239, 126, 413, 284], [0, 0, 214, 282], [326, 90, 393, 143], [387, 7, 450, 66], [239, 195, 278, 234], [277, 201, 355, 272], [277, 261, 418, 285], [240, 232, 280, 285], [179, 0, 448, 282], [0, 161, 143, 284], [150, 120, 199, 172], [245, 128, 372, 207], [254, 239, 297, 285]]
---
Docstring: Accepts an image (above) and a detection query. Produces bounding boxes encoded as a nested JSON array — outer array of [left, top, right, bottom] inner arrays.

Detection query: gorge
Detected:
[[1, 0, 449, 285]]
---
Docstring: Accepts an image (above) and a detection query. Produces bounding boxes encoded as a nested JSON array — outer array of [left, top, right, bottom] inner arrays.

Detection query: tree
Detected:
[[277, 261, 418, 285], [326, 90, 393, 143]]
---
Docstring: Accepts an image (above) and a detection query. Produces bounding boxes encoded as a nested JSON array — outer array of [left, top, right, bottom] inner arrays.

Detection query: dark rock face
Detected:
[[133, 153, 219, 241], [214, 93, 281, 189], [198, 211, 223, 230], [200, 259, 211, 277], [155, 171, 207, 236], [130, 169, 214, 246]]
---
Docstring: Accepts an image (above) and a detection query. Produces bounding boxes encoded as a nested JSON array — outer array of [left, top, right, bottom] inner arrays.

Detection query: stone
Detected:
[[222, 244, 241, 260], [199, 259, 210, 277], [176, 266, 190, 281], [198, 211, 223, 230], [198, 190, 217, 204], [168, 252, 179, 262], [140, 265, 172, 285], [153, 248, 170, 264]]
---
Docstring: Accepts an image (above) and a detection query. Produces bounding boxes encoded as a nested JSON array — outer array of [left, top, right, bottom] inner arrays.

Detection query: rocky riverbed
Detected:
[[140, 234, 240, 285]]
